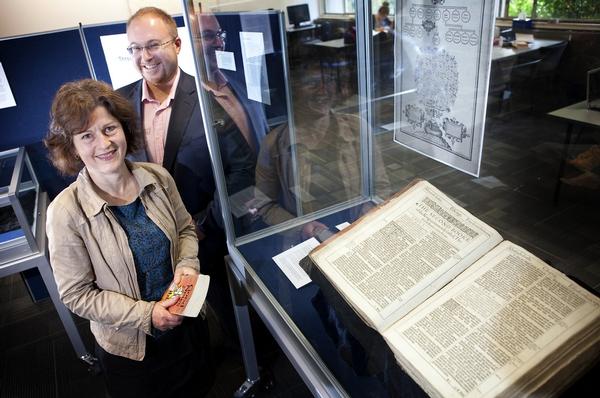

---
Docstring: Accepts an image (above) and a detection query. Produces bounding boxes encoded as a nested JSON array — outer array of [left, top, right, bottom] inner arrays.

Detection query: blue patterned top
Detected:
[[110, 198, 173, 302]]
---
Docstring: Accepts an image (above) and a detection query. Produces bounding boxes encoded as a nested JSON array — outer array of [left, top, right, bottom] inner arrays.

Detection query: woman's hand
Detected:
[[301, 221, 328, 240], [173, 265, 199, 285], [152, 296, 184, 331]]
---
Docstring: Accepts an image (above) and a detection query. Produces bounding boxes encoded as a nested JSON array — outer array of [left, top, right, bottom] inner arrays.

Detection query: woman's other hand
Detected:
[[301, 221, 328, 240], [173, 265, 199, 285], [152, 296, 184, 331]]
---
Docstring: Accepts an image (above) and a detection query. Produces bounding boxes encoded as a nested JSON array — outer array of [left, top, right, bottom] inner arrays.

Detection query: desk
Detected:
[[287, 24, 319, 33], [548, 101, 600, 201], [492, 39, 564, 61], [307, 38, 353, 50]]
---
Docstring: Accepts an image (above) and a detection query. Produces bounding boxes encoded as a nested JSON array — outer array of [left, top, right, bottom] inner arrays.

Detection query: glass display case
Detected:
[[0, 147, 42, 262], [0, 147, 93, 365], [180, 0, 599, 396]]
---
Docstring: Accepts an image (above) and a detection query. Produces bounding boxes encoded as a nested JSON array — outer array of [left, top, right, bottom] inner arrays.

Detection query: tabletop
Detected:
[[306, 38, 353, 49], [492, 39, 564, 61], [548, 101, 600, 127]]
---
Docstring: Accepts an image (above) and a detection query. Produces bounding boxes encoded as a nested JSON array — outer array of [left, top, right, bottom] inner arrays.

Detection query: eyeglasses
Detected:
[[200, 29, 227, 42], [126, 37, 177, 56]]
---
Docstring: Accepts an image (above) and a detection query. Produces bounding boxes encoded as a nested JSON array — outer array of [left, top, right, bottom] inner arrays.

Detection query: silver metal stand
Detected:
[[0, 193, 95, 365], [226, 257, 261, 398], [225, 255, 348, 398], [0, 147, 94, 365]]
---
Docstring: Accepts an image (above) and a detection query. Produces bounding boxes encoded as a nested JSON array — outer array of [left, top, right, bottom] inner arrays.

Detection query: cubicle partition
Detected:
[[0, 29, 91, 152]]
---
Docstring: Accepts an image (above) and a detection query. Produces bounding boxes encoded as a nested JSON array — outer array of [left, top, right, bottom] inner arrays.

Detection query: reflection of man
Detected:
[[198, 11, 269, 153], [118, 7, 255, 341], [255, 100, 391, 239]]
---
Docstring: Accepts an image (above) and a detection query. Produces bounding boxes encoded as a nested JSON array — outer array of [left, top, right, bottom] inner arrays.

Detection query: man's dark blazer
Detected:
[[225, 73, 269, 150], [117, 70, 255, 233]]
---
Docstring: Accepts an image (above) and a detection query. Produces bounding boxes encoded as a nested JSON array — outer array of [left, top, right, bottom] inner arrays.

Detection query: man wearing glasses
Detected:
[[198, 10, 269, 154], [118, 6, 255, 351]]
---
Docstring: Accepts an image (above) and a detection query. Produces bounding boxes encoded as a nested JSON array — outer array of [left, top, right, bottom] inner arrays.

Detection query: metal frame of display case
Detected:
[[0, 147, 95, 365], [226, 253, 349, 398], [179, 0, 374, 395], [180, 0, 596, 395]]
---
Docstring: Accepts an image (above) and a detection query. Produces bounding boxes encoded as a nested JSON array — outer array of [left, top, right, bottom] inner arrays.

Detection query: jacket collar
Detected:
[[162, 70, 197, 172], [76, 160, 167, 218]]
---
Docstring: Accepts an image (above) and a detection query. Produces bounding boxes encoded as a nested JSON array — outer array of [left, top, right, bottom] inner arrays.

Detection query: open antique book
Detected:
[[309, 180, 600, 398], [161, 273, 210, 317]]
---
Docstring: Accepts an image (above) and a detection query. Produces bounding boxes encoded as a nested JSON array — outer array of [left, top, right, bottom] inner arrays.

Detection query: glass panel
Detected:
[[375, 0, 599, 293], [184, 0, 599, 395], [17, 155, 37, 230], [0, 153, 16, 189], [186, 1, 364, 242], [184, 1, 375, 393], [0, 154, 20, 242], [0, 149, 38, 244], [508, 0, 534, 18], [507, 0, 600, 20]]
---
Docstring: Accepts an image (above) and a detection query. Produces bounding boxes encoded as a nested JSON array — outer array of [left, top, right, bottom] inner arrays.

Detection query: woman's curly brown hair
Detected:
[[44, 79, 141, 176]]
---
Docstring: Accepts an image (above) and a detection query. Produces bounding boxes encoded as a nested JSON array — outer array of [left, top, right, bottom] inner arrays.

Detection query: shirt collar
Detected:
[[141, 68, 181, 104], [76, 160, 167, 218], [201, 80, 231, 98]]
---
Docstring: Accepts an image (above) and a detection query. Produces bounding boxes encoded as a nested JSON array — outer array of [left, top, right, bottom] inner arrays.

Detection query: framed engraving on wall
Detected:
[[393, 0, 495, 176]]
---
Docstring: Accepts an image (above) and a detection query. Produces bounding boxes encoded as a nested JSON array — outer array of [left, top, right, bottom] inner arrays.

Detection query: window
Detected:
[[324, 0, 354, 15], [505, 0, 600, 20], [324, 0, 397, 17]]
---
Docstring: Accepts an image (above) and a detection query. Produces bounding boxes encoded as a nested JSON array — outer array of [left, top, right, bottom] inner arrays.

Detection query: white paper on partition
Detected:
[[0, 63, 17, 109], [240, 13, 275, 55], [239, 31, 271, 105], [272, 238, 320, 289], [216, 50, 236, 71], [100, 27, 195, 89], [393, 0, 496, 177]]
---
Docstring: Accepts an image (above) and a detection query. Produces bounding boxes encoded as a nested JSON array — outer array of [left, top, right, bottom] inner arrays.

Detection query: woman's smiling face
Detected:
[[72, 106, 128, 177]]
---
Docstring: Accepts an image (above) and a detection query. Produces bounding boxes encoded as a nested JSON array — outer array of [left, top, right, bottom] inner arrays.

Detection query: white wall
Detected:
[[0, 0, 320, 38]]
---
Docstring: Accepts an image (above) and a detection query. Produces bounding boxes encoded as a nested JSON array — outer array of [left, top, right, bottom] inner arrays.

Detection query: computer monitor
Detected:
[[287, 4, 311, 29]]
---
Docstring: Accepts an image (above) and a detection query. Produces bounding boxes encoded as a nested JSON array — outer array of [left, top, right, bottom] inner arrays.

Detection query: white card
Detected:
[[272, 237, 320, 289]]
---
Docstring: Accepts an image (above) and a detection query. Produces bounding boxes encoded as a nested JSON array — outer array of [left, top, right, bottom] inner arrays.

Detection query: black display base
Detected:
[[300, 256, 427, 398]]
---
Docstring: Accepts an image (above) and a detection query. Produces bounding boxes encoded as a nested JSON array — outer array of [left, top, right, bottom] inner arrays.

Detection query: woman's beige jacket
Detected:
[[46, 161, 199, 361]]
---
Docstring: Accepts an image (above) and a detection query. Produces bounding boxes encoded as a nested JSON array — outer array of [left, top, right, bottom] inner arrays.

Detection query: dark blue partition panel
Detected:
[[82, 16, 185, 85], [0, 29, 90, 151], [0, 29, 89, 301]]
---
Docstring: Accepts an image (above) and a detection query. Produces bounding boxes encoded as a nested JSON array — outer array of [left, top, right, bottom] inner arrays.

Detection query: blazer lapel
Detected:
[[163, 72, 197, 172]]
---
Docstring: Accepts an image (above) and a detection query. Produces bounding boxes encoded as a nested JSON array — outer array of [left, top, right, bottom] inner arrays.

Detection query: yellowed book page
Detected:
[[310, 180, 502, 331], [382, 241, 600, 398]]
